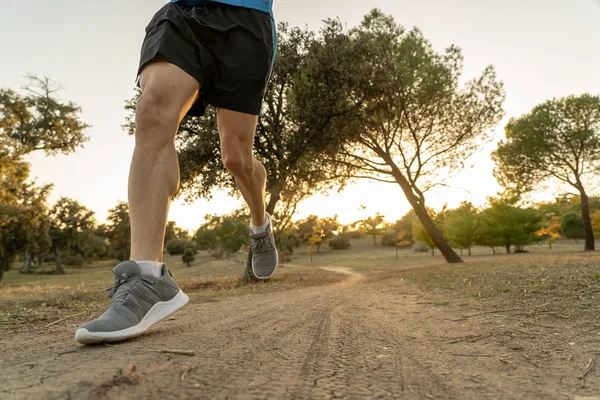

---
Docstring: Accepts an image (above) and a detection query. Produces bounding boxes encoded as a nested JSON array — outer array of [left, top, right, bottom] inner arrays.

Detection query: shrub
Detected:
[[166, 239, 194, 255], [413, 242, 429, 253], [329, 235, 351, 250], [182, 247, 196, 267]]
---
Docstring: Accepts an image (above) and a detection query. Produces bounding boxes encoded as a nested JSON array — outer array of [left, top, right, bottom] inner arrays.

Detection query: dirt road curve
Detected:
[[1, 268, 593, 399]]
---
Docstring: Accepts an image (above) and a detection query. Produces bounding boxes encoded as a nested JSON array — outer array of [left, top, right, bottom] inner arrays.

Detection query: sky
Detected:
[[2, 0, 600, 231]]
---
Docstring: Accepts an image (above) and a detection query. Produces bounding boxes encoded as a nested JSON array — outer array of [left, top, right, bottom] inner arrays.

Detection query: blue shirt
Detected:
[[171, 0, 273, 17]]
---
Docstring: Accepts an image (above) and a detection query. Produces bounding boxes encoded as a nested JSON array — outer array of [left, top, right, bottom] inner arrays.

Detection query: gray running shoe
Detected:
[[75, 261, 188, 344], [250, 213, 279, 280]]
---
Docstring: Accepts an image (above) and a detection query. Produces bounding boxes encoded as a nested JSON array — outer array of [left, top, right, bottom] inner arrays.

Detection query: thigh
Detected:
[[217, 108, 259, 156], [139, 61, 200, 123]]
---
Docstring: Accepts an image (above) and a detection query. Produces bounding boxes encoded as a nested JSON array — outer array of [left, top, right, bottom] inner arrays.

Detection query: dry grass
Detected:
[[2, 238, 599, 333]]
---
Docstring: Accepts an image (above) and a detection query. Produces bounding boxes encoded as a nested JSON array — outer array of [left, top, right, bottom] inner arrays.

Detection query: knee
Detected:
[[222, 151, 254, 177], [134, 90, 178, 149]]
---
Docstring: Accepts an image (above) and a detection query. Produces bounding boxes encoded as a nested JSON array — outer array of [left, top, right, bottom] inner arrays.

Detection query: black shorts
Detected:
[[138, 2, 276, 116]]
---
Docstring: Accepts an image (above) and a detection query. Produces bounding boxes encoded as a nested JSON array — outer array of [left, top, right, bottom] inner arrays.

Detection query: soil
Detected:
[[2, 267, 600, 400]]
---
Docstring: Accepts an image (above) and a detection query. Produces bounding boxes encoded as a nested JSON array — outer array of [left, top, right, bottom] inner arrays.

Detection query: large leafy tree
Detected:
[[296, 10, 505, 264], [0, 157, 52, 281], [0, 76, 89, 282], [48, 198, 97, 273], [494, 94, 600, 251], [296, 215, 340, 254], [0, 75, 89, 157], [445, 202, 478, 256], [105, 202, 131, 261], [476, 197, 543, 254], [355, 212, 386, 246]]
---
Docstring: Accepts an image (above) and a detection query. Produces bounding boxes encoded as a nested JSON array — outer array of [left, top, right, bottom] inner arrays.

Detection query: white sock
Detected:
[[135, 261, 163, 277], [251, 214, 270, 234]]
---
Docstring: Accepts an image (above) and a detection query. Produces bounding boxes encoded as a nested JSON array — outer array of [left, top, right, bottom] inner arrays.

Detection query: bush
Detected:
[[380, 230, 398, 247], [561, 211, 585, 239], [166, 239, 194, 255], [275, 230, 302, 255], [329, 235, 351, 250], [413, 242, 429, 253], [62, 254, 85, 267], [182, 247, 196, 267]]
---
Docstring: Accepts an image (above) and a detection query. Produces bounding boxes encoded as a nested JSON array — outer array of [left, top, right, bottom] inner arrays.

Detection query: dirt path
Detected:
[[1, 269, 597, 399]]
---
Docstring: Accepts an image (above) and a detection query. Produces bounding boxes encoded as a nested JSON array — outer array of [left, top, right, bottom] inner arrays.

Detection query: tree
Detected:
[[48, 198, 97, 273], [356, 213, 386, 246], [124, 23, 357, 281], [164, 221, 189, 245], [1, 75, 89, 157], [105, 202, 131, 261], [592, 211, 600, 237], [298, 10, 505, 263], [476, 197, 543, 254], [494, 94, 600, 251], [296, 215, 339, 254], [392, 210, 417, 245], [537, 215, 561, 249], [561, 211, 585, 241], [182, 246, 196, 267], [412, 219, 437, 256], [0, 157, 52, 282], [194, 214, 250, 257], [445, 202, 478, 256]]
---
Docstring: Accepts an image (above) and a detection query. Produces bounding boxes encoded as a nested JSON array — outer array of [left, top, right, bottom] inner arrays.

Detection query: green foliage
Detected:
[[355, 213, 386, 246], [476, 197, 544, 253], [297, 10, 504, 263], [274, 229, 302, 255], [105, 202, 131, 261], [166, 239, 194, 256], [329, 234, 351, 250], [164, 221, 189, 245], [445, 202, 478, 253], [412, 220, 436, 254], [194, 214, 249, 257], [48, 197, 97, 271], [182, 247, 196, 267], [561, 212, 585, 240], [0, 75, 89, 157], [296, 215, 340, 253], [0, 76, 89, 282], [494, 94, 600, 250], [392, 210, 417, 244]]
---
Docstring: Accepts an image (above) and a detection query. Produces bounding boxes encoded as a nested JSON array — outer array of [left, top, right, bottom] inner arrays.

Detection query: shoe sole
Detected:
[[74, 290, 189, 344]]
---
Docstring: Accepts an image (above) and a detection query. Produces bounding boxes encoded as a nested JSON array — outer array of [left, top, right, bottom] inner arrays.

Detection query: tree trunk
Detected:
[[0, 257, 9, 283], [372, 234, 377, 246], [578, 188, 595, 251], [54, 246, 64, 274], [431, 248, 434, 256], [395, 245, 398, 260], [460, 248, 463, 256], [468, 247, 471, 256], [505, 244, 511, 254], [388, 167, 462, 263], [22, 251, 32, 274], [490, 247, 496, 255]]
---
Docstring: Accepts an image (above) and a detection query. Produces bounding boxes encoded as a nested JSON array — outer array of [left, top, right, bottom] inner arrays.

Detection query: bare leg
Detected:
[[217, 109, 266, 226], [129, 61, 200, 261]]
